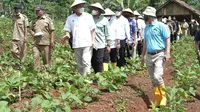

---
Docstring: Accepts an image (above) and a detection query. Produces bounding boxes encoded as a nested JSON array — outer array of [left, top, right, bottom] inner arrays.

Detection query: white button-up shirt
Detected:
[[108, 17, 117, 48], [112, 16, 130, 41], [137, 18, 146, 40], [64, 12, 96, 48]]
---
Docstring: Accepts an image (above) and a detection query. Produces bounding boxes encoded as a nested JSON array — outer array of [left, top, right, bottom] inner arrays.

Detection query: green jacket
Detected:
[[93, 15, 110, 49]]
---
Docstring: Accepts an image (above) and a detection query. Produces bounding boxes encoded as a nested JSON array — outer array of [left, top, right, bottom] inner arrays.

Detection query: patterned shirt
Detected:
[[128, 18, 138, 43]]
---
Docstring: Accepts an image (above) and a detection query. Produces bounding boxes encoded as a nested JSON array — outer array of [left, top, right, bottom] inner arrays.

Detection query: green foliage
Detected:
[[0, 18, 12, 42], [114, 98, 127, 112], [0, 18, 141, 111]]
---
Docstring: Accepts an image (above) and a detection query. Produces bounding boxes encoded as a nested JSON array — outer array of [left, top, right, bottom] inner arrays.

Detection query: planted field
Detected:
[[0, 18, 200, 112]]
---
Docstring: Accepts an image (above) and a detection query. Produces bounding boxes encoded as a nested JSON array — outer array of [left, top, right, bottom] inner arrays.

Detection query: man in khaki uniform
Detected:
[[29, 5, 55, 70], [11, 4, 29, 62]]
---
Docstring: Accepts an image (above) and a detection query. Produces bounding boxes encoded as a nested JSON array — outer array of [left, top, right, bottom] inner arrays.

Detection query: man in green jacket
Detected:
[[89, 3, 110, 73]]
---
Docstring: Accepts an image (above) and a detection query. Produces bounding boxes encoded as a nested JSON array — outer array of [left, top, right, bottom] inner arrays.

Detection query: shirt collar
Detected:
[[148, 20, 157, 26]]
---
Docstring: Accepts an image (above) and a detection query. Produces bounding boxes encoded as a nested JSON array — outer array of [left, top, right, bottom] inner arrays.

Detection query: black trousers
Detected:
[[103, 48, 110, 63], [137, 40, 143, 57], [117, 39, 126, 67], [110, 48, 118, 63], [91, 48, 104, 73]]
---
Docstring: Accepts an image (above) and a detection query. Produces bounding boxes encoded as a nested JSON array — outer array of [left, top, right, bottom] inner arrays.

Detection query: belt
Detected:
[[147, 50, 164, 55]]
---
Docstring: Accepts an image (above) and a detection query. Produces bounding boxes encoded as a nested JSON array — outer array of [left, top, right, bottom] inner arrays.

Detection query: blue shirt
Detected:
[[144, 21, 170, 52], [128, 18, 138, 43]]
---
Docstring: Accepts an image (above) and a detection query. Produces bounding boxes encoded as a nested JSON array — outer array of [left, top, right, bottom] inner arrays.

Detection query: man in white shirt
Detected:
[[113, 6, 131, 67], [63, 0, 96, 75], [103, 8, 119, 68], [137, 15, 146, 57]]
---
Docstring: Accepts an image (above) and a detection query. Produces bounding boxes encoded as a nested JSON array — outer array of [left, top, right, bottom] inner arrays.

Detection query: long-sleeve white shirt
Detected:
[[64, 12, 96, 48], [112, 16, 130, 40]]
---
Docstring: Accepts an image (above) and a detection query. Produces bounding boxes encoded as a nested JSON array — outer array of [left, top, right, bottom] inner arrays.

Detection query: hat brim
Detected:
[[88, 6, 105, 14], [103, 13, 115, 16], [122, 11, 134, 15], [143, 12, 156, 17], [71, 2, 87, 8], [14, 7, 21, 9]]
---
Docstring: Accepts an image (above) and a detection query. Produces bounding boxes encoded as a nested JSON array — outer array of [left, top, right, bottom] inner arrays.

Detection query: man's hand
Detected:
[[164, 53, 171, 62], [106, 46, 111, 53], [127, 40, 131, 46], [116, 43, 120, 50], [134, 40, 137, 46], [50, 41, 55, 49], [60, 38, 68, 45], [24, 37, 28, 43]]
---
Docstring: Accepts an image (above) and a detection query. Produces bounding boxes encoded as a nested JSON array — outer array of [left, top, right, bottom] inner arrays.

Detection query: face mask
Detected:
[[106, 17, 111, 21], [115, 11, 121, 16], [91, 10, 99, 15], [77, 7, 84, 14]]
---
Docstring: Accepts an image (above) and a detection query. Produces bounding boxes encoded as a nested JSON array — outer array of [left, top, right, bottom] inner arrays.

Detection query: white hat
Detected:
[[122, 8, 134, 15], [143, 6, 156, 17], [103, 8, 115, 16], [88, 3, 105, 13], [71, 0, 87, 8], [134, 11, 140, 16]]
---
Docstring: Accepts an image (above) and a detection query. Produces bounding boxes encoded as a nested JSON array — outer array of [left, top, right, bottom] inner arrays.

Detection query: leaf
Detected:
[[64, 102, 71, 112], [0, 101, 11, 112], [84, 96, 92, 102], [41, 100, 51, 108], [31, 95, 43, 108]]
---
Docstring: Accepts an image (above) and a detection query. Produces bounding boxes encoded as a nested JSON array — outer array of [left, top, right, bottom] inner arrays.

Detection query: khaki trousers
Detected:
[[74, 47, 92, 75], [146, 52, 165, 87], [11, 40, 27, 61], [32, 44, 51, 70]]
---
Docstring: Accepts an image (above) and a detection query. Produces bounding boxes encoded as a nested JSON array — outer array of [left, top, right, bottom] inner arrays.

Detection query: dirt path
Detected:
[[72, 59, 200, 112]]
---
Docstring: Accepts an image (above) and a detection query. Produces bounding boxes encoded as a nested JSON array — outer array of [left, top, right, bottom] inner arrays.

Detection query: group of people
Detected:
[[63, 0, 170, 108], [159, 17, 199, 43], [11, 4, 54, 70], [12, 0, 171, 108], [63, 1, 146, 75]]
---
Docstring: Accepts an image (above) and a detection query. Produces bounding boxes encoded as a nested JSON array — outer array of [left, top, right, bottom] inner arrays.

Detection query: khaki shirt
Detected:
[[12, 13, 29, 41], [32, 15, 54, 45]]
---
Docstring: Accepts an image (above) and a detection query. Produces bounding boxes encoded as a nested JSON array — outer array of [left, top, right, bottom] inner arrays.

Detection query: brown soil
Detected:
[[10, 58, 200, 112], [72, 58, 200, 112]]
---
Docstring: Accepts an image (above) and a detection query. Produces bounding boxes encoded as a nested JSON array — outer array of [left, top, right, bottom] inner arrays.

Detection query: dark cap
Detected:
[[35, 5, 44, 11], [14, 4, 22, 9], [115, 6, 122, 11]]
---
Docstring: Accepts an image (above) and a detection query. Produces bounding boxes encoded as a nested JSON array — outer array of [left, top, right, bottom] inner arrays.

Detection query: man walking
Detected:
[[11, 4, 29, 64], [113, 6, 131, 67], [122, 8, 137, 59], [103, 8, 119, 69], [89, 3, 110, 73], [29, 5, 55, 70], [64, 0, 96, 75], [141, 6, 170, 107]]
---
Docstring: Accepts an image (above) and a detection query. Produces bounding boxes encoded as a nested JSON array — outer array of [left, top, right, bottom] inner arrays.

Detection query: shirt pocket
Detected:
[[17, 21, 24, 28], [151, 27, 160, 38], [42, 21, 49, 31]]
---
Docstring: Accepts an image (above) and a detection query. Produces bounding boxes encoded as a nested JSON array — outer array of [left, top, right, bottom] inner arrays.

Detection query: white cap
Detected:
[[143, 6, 156, 17]]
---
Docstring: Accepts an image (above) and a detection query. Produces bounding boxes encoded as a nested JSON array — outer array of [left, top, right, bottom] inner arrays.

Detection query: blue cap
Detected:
[[14, 4, 22, 9]]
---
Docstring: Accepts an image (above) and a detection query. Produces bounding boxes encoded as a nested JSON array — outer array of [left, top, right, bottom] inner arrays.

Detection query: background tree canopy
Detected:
[[0, 0, 200, 20]]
